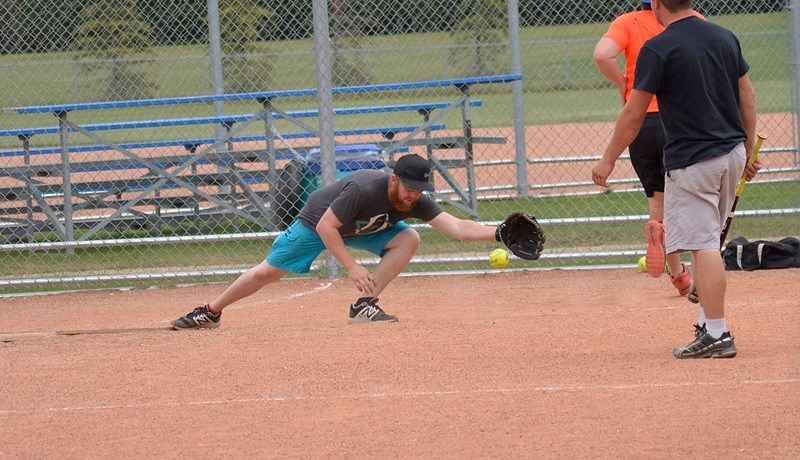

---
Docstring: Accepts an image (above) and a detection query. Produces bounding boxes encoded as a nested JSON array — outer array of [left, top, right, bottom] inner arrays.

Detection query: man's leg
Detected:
[[171, 220, 318, 330], [691, 248, 726, 322], [669, 150, 743, 358], [345, 228, 419, 324], [649, 192, 683, 275], [631, 114, 674, 279], [371, 228, 420, 297], [209, 261, 288, 312], [650, 192, 692, 295], [672, 247, 736, 358], [170, 261, 287, 330]]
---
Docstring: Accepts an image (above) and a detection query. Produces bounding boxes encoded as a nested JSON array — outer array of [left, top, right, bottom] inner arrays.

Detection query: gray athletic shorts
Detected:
[[664, 143, 746, 254]]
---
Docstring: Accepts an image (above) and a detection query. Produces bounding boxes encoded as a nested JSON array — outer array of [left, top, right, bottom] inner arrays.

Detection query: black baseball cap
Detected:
[[393, 154, 434, 192]]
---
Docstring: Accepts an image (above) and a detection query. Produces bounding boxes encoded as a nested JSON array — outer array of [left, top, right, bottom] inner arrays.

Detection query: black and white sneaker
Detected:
[[171, 304, 221, 330], [348, 297, 398, 324], [673, 329, 737, 359]]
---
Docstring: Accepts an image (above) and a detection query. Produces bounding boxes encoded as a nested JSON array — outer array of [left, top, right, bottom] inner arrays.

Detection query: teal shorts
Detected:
[[266, 220, 412, 274]]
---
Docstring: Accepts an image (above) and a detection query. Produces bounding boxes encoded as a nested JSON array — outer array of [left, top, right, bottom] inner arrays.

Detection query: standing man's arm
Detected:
[[592, 88, 653, 187], [593, 38, 627, 104]]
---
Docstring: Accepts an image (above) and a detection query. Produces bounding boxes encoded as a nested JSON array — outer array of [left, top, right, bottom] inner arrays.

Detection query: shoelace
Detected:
[[354, 298, 379, 309], [693, 323, 706, 338], [191, 307, 213, 321]]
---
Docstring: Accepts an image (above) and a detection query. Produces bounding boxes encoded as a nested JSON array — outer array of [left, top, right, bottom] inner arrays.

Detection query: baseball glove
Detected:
[[495, 212, 545, 260]]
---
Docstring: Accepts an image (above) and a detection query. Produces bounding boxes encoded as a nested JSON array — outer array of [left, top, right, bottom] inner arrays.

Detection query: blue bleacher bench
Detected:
[[1, 73, 523, 241]]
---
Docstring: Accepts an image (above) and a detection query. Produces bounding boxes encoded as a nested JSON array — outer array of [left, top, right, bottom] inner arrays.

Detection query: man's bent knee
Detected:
[[390, 228, 421, 251], [251, 261, 286, 283]]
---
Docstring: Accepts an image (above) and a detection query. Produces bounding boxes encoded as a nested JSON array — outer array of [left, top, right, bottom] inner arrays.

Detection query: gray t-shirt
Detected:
[[296, 169, 443, 237]]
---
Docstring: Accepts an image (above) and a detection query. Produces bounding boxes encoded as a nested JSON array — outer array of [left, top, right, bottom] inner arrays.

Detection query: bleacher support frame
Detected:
[[2, 74, 523, 247]]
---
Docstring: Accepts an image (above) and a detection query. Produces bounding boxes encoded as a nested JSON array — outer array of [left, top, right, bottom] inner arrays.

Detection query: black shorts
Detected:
[[628, 112, 666, 198]]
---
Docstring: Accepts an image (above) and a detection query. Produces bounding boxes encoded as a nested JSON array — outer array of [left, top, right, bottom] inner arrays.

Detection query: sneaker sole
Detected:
[[673, 345, 737, 359], [169, 321, 220, 330], [645, 222, 666, 279], [347, 316, 398, 324], [709, 348, 737, 358]]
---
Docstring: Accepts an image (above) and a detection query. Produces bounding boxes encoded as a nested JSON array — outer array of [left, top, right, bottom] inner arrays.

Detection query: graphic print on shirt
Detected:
[[355, 214, 390, 235]]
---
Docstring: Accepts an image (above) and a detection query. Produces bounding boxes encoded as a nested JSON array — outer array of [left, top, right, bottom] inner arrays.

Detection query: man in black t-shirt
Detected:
[[171, 154, 503, 328], [591, 0, 760, 359]]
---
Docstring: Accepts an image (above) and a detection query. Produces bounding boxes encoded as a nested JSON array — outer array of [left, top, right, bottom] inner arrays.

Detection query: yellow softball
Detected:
[[638, 256, 647, 273], [489, 248, 509, 269], [638, 256, 667, 273]]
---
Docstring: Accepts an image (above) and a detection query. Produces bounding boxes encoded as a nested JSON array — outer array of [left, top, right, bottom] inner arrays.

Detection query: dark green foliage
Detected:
[[0, 0, 785, 57], [72, 0, 159, 100]]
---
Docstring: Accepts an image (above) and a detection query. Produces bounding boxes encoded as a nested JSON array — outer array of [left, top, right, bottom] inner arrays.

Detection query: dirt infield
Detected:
[[1, 267, 798, 458]]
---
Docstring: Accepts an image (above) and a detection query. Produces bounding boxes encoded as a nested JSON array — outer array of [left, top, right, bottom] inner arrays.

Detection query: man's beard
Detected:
[[388, 186, 417, 212]]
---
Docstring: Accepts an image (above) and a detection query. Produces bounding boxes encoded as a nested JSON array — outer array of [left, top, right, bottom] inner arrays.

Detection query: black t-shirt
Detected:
[[296, 169, 443, 237], [634, 16, 749, 171]]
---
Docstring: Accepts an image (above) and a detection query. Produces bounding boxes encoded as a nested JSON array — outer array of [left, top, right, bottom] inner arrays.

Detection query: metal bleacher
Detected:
[[1, 74, 523, 244]]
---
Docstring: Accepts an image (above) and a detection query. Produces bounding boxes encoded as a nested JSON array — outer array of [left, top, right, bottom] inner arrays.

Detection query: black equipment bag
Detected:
[[723, 236, 800, 271]]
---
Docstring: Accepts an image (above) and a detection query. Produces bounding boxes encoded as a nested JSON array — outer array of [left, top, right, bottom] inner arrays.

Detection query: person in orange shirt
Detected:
[[593, 0, 700, 295]]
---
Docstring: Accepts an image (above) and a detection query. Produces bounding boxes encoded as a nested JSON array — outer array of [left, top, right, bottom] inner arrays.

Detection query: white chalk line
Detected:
[[1, 378, 797, 416], [223, 280, 336, 313], [0, 281, 337, 340]]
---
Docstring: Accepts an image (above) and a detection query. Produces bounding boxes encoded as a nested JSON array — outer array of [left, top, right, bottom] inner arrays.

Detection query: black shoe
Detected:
[[687, 284, 700, 304], [348, 297, 398, 324], [171, 304, 221, 330], [673, 330, 737, 359]]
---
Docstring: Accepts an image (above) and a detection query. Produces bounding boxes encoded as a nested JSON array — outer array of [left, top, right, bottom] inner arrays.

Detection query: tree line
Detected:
[[1, 0, 782, 55]]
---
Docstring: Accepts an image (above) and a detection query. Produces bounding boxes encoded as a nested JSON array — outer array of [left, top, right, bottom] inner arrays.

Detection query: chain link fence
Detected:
[[1, 0, 797, 292]]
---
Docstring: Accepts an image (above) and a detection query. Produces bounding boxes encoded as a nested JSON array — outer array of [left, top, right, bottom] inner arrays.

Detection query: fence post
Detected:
[[56, 110, 74, 253], [260, 98, 280, 231], [19, 134, 35, 243], [458, 83, 479, 219], [507, 0, 528, 197], [312, 0, 341, 279], [207, 0, 226, 140], [791, 0, 800, 170]]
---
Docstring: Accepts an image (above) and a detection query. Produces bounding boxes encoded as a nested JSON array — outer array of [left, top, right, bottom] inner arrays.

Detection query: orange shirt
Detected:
[[602, 10, 663, 113], [603, 9, 704, 113]]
